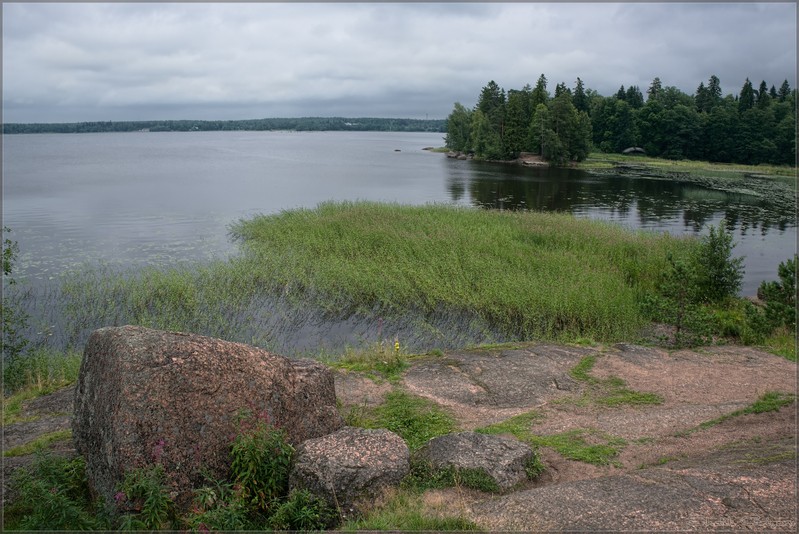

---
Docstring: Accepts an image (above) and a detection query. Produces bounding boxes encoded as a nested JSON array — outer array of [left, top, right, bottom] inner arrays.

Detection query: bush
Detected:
[[758, 255, 796, 329], [268, 489, 337, 530], [230, 415, 294, 514], [116, 464, 175, 530], [2, 227, 29, 362], [693, 221, 744, 304]]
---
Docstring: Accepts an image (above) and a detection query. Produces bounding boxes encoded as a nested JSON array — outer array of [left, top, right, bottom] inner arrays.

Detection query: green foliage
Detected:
[[477, 414, 625, 466], [644, 221, 745, 347], [360, 391, 457, 451], [232, 202, 690, 344], [117, 464, 176, 530], [758, 255, 796, 329], [186, 477, 253, 531], [693, 221, 744, 303], [3, 347, 82, 396], [230, 417, 294, 513], [5, 452, 105, 530], [268, 489, 338, 530], [2, 227, 29, 361], [327, 340, 409, 383]]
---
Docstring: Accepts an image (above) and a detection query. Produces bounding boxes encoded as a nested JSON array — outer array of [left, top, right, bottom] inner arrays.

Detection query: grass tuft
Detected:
[[356, 390, 458, 451]]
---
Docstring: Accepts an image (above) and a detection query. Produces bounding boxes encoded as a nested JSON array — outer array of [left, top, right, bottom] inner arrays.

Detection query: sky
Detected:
[[2, 2, 796, 123]]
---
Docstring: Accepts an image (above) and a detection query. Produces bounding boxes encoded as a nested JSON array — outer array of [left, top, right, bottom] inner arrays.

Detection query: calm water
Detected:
[[3, 131, 796, 298]]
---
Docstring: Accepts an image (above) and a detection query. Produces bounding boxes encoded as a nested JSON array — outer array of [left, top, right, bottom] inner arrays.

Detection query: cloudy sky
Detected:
[[2, 2, 796, 123]]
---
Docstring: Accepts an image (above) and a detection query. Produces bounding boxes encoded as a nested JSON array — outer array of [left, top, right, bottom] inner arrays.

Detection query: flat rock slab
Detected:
[[470, 436, 796, 531], [415, 431, 535, 492], [403, 345, 590, 428]]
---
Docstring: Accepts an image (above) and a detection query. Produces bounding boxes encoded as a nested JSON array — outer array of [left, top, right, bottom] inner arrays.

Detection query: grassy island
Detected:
[[230, 201, 693, 342]]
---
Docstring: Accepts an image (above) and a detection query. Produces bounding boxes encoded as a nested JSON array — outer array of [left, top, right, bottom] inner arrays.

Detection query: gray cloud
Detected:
[[2, 2, 795, 123]]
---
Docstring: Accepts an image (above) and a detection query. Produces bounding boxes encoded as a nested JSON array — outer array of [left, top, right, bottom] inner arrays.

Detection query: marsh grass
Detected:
[[231, 201, 692, 343]]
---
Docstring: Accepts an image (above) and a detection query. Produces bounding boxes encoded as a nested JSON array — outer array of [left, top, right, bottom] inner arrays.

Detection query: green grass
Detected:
[[580, 152, 796, 181], [476, 411, 625, 466], [3, 430, 73, 457], [323, 342, 410, 383], [339, 489, 480, 531], [568, 355, 664, 407], [3, 349, 83, 425], [677, 391, 796, 436], [764, 327, 797, 361], [231, 201, 694, 343], [357, 390, 458, 451]]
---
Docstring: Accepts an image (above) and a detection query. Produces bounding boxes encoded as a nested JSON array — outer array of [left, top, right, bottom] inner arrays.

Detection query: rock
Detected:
[[414, 431, 536, 492], [289, 426, 409, 521], [72, 325, 343, 511]]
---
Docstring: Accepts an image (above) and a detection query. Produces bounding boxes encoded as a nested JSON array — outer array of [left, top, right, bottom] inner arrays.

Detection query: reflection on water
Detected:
[[445, 159, 796, 295]]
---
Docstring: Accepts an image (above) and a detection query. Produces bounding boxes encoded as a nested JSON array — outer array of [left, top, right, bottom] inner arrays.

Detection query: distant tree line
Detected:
[[2, 117, 446, 135], [446, 75, 796, 166]]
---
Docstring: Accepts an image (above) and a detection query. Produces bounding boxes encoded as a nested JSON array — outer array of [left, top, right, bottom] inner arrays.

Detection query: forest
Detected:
[[2, 117, 445, 135], [445, 75, 797, 166]]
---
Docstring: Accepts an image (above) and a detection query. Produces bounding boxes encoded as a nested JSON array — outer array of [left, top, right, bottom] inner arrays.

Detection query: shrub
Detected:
[[693, 221, 744, 304], [116, 464, 175, 530], [268, 489, 337, 530], [230, 416, 294, 514], [2, 227, 29, 362], [758, 255, 796, 330]]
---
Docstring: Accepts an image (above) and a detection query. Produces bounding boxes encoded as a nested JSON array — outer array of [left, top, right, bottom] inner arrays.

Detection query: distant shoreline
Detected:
[[2, 117, 446, 135]]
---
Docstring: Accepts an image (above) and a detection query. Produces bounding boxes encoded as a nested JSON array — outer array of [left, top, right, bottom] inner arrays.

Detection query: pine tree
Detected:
[[777, 79, 791, 102], [738, 78, 755, 112], [572, 77, 589, 113], [757, 80, 771, 108], [647, 77, 662, 102]]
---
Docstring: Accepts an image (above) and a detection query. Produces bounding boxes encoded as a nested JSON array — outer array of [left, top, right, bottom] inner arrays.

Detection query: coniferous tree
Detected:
[[757, 80, 771, 108], [738, 78, 755, 112], [647, 77, 662, 101], [615, 85, 627, 101], [572, 77, 589, 113], [625, 85, 645, 108], [777, 80, 791, 101], [531, 74, 549, 108]]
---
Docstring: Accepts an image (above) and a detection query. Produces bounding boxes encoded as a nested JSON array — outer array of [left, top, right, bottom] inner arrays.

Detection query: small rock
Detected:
[[414, 431, 536, 492], [290, 426, 409, 521]]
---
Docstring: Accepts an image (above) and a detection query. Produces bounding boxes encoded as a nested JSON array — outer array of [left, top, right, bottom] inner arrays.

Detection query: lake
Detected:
[[3, 131, 794, 298]]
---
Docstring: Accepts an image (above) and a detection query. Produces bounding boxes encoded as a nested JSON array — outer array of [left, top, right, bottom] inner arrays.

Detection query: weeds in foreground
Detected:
[[3, 452, 105, 530]]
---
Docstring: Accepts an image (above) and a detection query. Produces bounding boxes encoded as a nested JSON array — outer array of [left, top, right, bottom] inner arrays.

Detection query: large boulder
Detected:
[[289, 427, 409, 521], [72, 325, 343, 510], [414, 431, 536, 492]]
